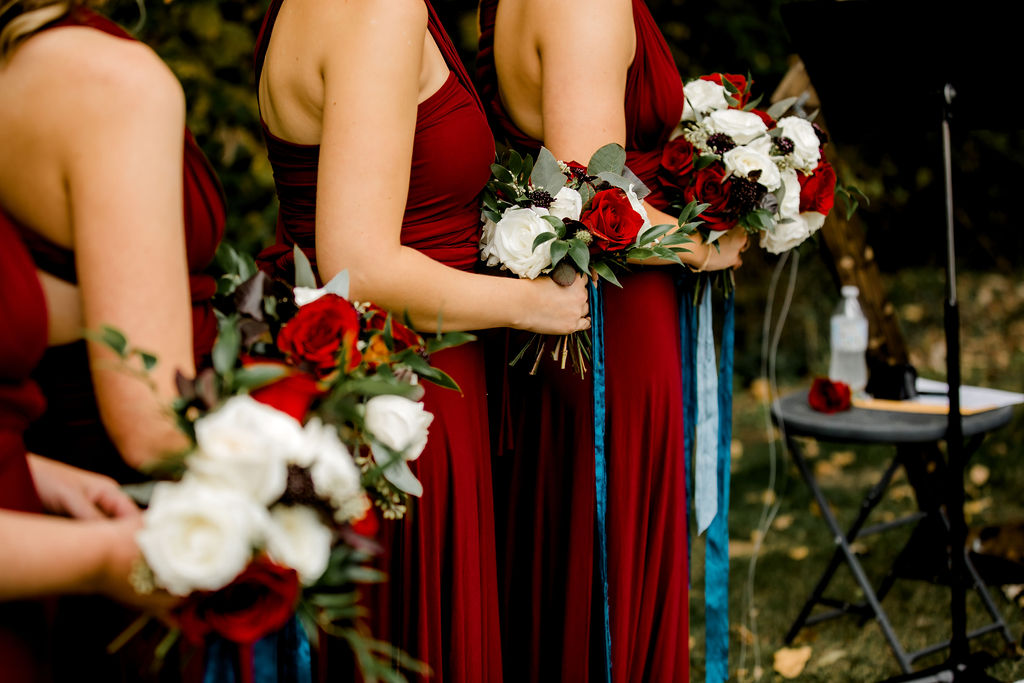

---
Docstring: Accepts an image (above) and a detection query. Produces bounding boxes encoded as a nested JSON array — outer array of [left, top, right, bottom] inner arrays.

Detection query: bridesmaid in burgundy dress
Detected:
[[0, 196, 174, 683], [477, 1, 747, 680], [4, 4, 226, 485], [1, 2, 224, 679], [252, 1, 589, 680]]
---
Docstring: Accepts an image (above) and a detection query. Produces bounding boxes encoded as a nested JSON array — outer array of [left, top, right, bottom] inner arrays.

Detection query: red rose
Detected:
[[799, 161, 837, 216], [174, 556, 300, 646], [250, 370, 324, 421], [277, 294, 361, 375], [350, 506, 379, 539], [659, 137, 696, 192], [808, 377, 852, 414], [750, 108, 776, 129], [701, 73, 750, 107], [580, 188, 646, 252], [683, 164, 737, 232], [364, 304, 424, 352]]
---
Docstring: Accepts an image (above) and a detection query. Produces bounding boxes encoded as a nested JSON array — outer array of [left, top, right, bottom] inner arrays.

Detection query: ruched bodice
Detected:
[[254, 0, 494, 281]]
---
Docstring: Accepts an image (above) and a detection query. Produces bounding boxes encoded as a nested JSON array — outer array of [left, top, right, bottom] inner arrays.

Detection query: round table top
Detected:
[[770, 391, 1015, 444]]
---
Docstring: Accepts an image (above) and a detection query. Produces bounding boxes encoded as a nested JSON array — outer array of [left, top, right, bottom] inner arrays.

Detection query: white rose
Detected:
[[304, 417, 368, 522], [137, 481, 267, 596], [746, 134, 774, 158], [293, 286, 327, 307], [682, 79, 729, 121], [624, 184, 653, 240], [490, 207, 556, 279], [364, 394, 434, 497], [777, 116, 821, 173], [760, 169, 811, 254], [705, 109, 768, 146], [479, 214, 501, 267], [547, 186, 583, 222], [722, 146, 782, 192], [190, 395, 308, 504], [265, 505, 333, 585]]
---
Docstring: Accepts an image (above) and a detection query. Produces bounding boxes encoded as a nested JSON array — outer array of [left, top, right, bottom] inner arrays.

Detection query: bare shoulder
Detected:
[[531, 0, 633, 48], [9, 26, 183, 120], [304, 0, 426, 43]]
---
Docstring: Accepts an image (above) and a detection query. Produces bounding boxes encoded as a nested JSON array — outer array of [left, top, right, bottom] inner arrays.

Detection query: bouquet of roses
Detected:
[[659, 73, 837, 258], [102, 246, 468, 681], [479, 143, 701, 375]]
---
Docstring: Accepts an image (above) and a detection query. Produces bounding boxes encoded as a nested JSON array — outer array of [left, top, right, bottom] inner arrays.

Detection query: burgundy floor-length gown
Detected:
[[253, 3, 503, 681], [17, 7, 226, 486], [478, 1, 691, 681], [0, 200, 52, 683]]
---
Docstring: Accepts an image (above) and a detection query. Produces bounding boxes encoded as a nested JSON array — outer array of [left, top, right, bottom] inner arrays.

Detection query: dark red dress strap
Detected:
[[424, 0, 484, 114]]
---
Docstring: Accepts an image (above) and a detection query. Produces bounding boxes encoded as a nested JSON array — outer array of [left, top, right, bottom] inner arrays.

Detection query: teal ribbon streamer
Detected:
[[203, 615, 312, 683], [705, 288, 734, 683], [678, 282, 697, 583], [695, 291, 719, 533], [589, 280, 612, 683]]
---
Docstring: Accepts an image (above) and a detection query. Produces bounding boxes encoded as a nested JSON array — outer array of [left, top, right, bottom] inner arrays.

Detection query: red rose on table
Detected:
[[799, 161, 837, 215], [580, 188, 645, 252], [659, 137, 696, 191], [683, 165, 737, 231], [277, 294, 361, 375], [250, 370, 324, 422], [808, 377, 852, 414], [701, 73, 750, 107], [175, 556, 300, 645]]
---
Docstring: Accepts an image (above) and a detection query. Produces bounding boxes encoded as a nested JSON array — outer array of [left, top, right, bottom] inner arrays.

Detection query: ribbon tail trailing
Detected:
[[695, 290, 719, 533], [704, 288, 734, 683], [590, 280, 613, 683]]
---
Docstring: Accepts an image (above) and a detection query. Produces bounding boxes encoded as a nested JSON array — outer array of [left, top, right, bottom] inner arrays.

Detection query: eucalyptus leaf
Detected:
[[742, 93, 764, 111], [507, 150, 523, 178], [233, 363, 288, 391], [578, 183, 596, 207], [323, 269, 350, 300], [587, 143, 627, 176], [695, 154, 719, 170], [532, 231, 558, 253], [530, 147, 566, 193], [520, 153, 534, 184], [293, 245, 317, 289], [549, 240, 570, 267], [652, 246, 683, 264], [621, 166, 650, 199], [636, 223, 673, 248], [98, 325, 128, 357], [660, 232, 695, 247], [425, 330, 477, 354], [627, 247, 656, 260], [591, 260, 622, 287], [139, 351, 158, 371], [567, 239, 590, 273], [212, 315, 241, 376], [766, 96, 799, 120], [490, 163, 514, 185], [719, 74, 740, 94], [541, 214, 566, 239]]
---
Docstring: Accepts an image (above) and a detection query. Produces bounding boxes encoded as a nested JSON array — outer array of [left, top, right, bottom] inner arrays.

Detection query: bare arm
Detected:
[[533, 0, 745, 270], [53, 33, 193, 469], [311, 0, 588, 334], [0, 510, 174, 613]]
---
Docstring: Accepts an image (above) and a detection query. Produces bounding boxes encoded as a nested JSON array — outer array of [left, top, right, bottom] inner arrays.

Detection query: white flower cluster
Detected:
[[681, 78, 827, 254], [137, 392, 432, 596], [480, 186, 583, 279]]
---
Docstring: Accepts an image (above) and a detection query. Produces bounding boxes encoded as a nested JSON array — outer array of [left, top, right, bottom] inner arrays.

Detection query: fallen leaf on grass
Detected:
[[816, 649, 847, 667], [829, 450, 856, 467], [773, 645, 812, 678], [814, 460, 839, 478], [969, 464, 990, 486], [788, 546, 810, 561], [773, 514, 794, 531]]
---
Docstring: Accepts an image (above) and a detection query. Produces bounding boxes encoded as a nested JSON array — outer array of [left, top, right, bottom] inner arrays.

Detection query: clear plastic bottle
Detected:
[[828, 285, 869, 393]]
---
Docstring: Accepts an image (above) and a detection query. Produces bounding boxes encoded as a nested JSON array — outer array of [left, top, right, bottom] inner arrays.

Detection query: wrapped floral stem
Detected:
[[479, 143, 701, 377]]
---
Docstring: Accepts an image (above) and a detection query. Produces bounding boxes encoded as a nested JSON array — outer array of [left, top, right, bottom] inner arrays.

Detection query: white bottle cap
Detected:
[[841, 285, 859, 298]]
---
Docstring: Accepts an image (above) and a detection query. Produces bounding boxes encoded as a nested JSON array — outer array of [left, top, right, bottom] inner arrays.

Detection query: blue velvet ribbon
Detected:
[[589, 280, 613, 683], [679, 286, 697, 584], [203, 615, 312, 683], [705, 288, 734, 683]]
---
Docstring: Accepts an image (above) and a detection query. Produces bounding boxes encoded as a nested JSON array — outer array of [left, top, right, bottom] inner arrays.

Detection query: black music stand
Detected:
[[781, 1, 1018, 680]]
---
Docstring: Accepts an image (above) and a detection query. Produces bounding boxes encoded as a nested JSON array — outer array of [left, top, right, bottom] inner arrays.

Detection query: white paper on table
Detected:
[[912, 378, 1024, 412]]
